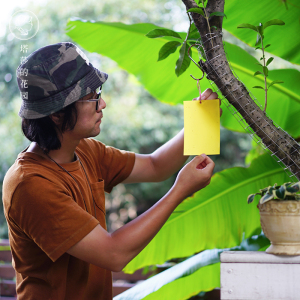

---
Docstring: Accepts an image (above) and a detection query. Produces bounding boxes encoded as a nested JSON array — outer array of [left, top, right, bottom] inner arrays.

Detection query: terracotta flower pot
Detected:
[[258, 200, 300, 255]]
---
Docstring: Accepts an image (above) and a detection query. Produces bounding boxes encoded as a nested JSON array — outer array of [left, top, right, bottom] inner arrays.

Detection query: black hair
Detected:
[[22, 102, 78, 153]]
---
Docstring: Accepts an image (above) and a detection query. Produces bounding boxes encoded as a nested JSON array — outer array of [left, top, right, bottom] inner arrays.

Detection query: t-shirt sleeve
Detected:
[[78, 139, 135, 193], [8, 176, 99, 262]]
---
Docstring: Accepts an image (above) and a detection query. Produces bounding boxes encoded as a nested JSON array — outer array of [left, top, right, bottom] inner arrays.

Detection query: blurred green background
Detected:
[[0, 0, 252, 236]]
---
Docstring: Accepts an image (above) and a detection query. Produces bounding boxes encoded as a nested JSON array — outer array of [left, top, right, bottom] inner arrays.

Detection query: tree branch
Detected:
[[182, 0, 300, 180]]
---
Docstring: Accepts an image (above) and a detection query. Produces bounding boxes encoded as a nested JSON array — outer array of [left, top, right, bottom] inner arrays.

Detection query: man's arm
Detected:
[[123, 89, 219, 184], [123, 129, 186, 183], [67, 155, 214, 272]]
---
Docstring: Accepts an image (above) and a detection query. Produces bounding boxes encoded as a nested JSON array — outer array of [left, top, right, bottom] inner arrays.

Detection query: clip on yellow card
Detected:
[[184, 100, 220, 155]]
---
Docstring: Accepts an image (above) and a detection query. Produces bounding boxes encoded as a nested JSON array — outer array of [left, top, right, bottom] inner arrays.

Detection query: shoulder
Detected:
[[3, 168, 65, 227], [3, 154, 70, 209], [3, 154, 40, 203]]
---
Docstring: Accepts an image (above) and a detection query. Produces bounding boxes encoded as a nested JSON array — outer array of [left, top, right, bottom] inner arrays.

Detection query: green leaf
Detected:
[[175, 41, 191, 77], [268, 80, 284, 88], [115, 233, 269, 300], [146, 29, 182, 40], [122, 153, 289, 273], [265, 44, 271, 49], [282, 182, 292, 189], [266, 57, 274, 66], [291, 182, 300, 192], [274, 185, 286, 199], [285, 182, 300, 195], [247, 194, 257, 204], [237, 23, 258, 33], [210, 11, 227, 19], [158, 41, 182, 62], [263, 66, 269, 77], [263, 19, 285, 30], [142, 263, 220, 300], [267, 185, 276, 195], [187, 7, 205, 17], [252, 86, 265, 89], [260, 192, 274, 204], [253, 71, 263, 76]]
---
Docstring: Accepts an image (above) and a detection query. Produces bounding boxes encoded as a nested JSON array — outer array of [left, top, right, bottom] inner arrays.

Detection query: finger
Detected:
[[201, 89, 220, 101], [193, 154, 214, 170], [198, 155, 215, 173], [196, 161, 207, 169], [206, 92, 218, 100], [201, 89, 213, 100], [203, 155, 214, 165], [190, 154, 206, 168], [194, 154, 206, 164]]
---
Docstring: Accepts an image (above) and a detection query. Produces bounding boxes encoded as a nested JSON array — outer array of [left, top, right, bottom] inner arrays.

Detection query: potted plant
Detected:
[[247, 182, 300, 255]]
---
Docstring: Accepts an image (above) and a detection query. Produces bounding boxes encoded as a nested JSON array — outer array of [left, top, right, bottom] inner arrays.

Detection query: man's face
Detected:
[[68, 90, 106, 140]]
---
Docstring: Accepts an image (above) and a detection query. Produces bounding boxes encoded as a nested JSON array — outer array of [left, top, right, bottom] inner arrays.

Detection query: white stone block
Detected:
[[221, 251, 300, 300]]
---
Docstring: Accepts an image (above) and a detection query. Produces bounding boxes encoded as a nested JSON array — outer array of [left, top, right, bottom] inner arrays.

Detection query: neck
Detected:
[[28, 138, 81, 164], [47, 147, 77, 164]]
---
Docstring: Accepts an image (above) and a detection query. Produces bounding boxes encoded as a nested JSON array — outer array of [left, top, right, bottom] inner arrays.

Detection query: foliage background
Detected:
[[1, 0, 300, 299], [0, 0, 251, 235]]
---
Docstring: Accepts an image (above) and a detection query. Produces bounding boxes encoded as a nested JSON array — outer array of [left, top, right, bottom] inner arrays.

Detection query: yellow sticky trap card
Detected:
[[184, 100, 220, 155]]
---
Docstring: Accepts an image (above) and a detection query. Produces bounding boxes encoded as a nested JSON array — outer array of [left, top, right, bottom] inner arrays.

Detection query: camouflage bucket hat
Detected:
[[17, 42, 108, 119]]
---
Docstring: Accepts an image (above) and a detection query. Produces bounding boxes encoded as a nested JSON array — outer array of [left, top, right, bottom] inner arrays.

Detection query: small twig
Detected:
[[202, 0, 214, 48], [261, 37, 267, 112], [186, 12, 193, 42]]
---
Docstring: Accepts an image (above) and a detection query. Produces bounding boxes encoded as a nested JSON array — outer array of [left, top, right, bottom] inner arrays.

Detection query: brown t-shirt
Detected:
[[2, 138, 135, 300]]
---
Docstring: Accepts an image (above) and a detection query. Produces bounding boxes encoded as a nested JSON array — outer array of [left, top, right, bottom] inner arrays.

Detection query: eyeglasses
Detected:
[[77, 87, 102, 111]]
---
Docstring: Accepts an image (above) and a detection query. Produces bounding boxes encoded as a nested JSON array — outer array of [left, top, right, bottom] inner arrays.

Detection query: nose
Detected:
[[97, 97, 106, 112]]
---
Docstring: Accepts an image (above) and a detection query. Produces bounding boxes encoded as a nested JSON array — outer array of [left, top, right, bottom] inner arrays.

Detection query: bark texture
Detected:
[[182, 0, 300, 180]]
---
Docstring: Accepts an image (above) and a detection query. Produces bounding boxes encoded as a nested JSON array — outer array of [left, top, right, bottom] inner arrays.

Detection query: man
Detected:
[[3, 42, 217, 299]]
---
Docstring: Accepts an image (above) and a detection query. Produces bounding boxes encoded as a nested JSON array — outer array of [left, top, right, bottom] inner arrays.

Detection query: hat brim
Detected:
[[19, 67, 108, 119]]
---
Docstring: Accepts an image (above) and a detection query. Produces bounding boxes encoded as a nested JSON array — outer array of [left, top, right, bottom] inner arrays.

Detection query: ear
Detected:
[[49, 111, 64, 126]]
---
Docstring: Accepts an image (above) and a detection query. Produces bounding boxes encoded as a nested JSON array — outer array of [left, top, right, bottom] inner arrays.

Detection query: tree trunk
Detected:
[[182, 0, 300, 180]]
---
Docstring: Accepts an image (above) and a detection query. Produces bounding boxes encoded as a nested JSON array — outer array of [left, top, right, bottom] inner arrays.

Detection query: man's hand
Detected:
[[193, 88, 222, 116], [172, 154, 215, 200]]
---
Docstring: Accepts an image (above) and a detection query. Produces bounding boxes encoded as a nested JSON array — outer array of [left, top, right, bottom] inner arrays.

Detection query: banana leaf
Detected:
[[223, 0, 300, 65], [66, 19, 300, 137], [114, 234, 269, 300], [122, 153, 289, 273]]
